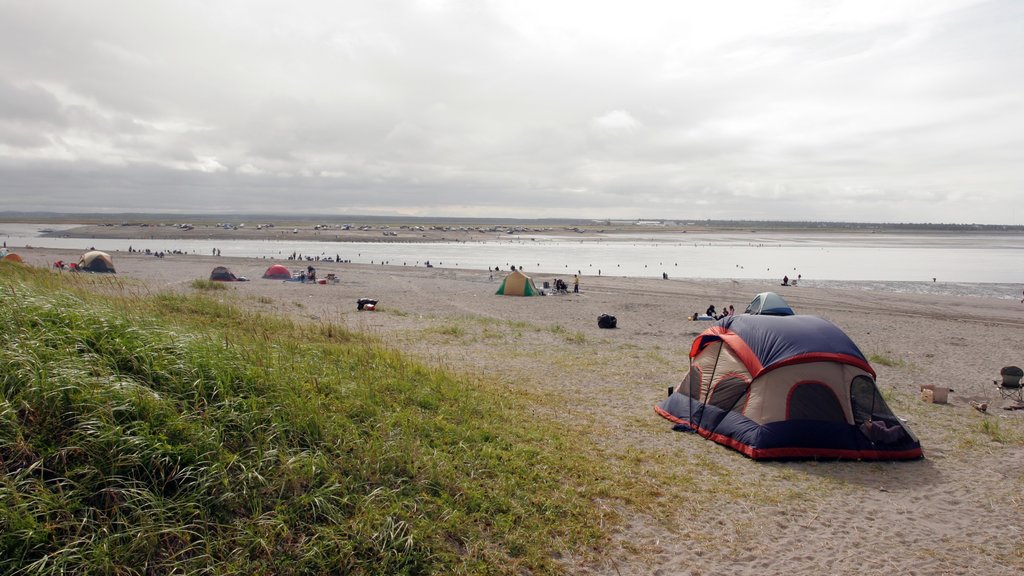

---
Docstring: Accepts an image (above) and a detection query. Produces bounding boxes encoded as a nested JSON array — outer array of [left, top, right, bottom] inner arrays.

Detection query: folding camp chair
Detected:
[[993, 366, 1024, 404]]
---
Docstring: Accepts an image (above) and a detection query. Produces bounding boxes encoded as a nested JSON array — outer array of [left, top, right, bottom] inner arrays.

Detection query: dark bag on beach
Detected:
[[598, 314, 617, 329]]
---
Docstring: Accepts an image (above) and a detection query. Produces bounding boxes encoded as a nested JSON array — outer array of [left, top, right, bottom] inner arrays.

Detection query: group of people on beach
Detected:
[[285, 252, 349, 263], [127, 246, 179, 257], [691, 304, 735, 321]]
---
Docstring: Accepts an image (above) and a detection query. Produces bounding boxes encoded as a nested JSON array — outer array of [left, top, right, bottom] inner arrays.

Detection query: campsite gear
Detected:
[[994, 366, 1024, 404], [357, 298, 378, 311], [495, 269, 540, 296], [655, 314, 922, 460], [2, 253, 24, 263], [919, 385, 952, 404], [209, 266, 238, 281], [78, 250, 116, 273], [743, 291, 794, 316], [262, 264, 292, 279], [597, 314, 617, 329]]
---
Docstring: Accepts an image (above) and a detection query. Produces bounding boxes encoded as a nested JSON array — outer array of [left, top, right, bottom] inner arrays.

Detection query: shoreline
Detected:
[[0, 215, 1018, 244], [5, 239, 1024, 301]]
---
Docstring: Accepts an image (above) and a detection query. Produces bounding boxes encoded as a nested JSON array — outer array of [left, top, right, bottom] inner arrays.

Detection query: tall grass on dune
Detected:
[[0, 264, 608, 575]]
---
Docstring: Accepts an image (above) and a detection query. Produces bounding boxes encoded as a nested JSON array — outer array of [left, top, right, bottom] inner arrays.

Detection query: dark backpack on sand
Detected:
[[598, 314, 617, 329]]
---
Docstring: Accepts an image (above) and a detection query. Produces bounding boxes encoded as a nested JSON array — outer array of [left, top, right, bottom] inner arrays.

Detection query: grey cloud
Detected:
[[0, 0, 1021, 223], [0, 80, 64, 125]]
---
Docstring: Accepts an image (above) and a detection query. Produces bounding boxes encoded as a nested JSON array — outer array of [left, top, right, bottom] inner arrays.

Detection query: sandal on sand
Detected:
[[970, 401, 988, 412]]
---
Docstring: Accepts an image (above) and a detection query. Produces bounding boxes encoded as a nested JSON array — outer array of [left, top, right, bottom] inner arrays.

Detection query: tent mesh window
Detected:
[[744, 296, 761, 314], [707, 376, 750, 413], [684, 366, 703, 398], [849, 376, 899, 426], [787, 382, 846, 422]]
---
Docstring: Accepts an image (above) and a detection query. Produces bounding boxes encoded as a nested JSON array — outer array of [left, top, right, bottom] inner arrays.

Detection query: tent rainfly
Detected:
[[262, 264, 292, 279], [655, 314, 922, 461], [210, 266, 238, 281], [744, 291, 794, 316]]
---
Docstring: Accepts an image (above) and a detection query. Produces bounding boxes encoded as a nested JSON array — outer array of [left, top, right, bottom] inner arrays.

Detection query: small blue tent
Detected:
[[744, 291, 794, 316]]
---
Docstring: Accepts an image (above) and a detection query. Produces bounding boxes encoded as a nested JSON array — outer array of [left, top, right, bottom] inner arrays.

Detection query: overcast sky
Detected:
[[1, 0, 1021, 223]]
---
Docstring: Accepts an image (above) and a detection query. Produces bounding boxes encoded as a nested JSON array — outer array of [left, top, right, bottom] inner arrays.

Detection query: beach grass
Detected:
[[868, 353, 906, 368], [0, 265, 614, 575], [190, 279, 228, 291]]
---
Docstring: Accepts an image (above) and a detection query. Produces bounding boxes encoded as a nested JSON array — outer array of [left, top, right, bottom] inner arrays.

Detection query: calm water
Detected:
[[3, 223, 1023, 299]]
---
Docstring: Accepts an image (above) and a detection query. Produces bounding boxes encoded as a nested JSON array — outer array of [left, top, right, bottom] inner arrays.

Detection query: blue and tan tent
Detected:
[[495, 270, 540, 296], [655, 314, 921, 460], [78, 250, 116, 273]]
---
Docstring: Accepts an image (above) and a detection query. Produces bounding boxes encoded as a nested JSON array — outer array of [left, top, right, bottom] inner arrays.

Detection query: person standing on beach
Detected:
[[573, 274, 579, 293]]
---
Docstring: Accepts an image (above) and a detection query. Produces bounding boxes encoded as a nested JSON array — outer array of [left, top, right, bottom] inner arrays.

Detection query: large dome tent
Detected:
[[78, 250, 115, 273], [655, 314, 921, 461]]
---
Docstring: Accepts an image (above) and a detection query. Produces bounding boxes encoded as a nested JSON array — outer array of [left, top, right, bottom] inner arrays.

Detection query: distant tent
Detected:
[[262, 264, 291, 279], [2, 253, 24, 263], [656, 314, 922, 460], [744, 291, 794, 316], [78, 250, 116, 273], [495, 269, 540, 296], [210, 266, 238, 281]]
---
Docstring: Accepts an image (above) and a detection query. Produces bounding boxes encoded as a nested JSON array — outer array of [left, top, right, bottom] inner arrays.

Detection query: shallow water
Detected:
[[3, 223, 1023, 299]]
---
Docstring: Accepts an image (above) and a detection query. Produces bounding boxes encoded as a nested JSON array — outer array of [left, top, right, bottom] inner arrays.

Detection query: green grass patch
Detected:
[[424, 324, 467, 338], [978, 417, 1024, 444], [868, 353, 906, 368], [0, 267, 611, 575], [190, 279, 228, 291], [548, 325, 586, 344]]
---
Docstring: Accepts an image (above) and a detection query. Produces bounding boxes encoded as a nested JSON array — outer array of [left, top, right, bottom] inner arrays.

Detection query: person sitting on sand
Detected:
[[782, 275, 789, 286]]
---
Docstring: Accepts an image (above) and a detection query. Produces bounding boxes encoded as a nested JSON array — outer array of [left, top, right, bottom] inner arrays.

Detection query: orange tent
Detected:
[[262, 264, 292, 279]]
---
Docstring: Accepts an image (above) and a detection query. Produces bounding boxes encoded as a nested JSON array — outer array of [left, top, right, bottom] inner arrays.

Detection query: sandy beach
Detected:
[[9, 246, 1024, 575]]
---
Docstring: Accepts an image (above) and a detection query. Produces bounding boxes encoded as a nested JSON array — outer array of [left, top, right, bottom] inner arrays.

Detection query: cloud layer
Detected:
[[1, 0, 1022, 222]]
